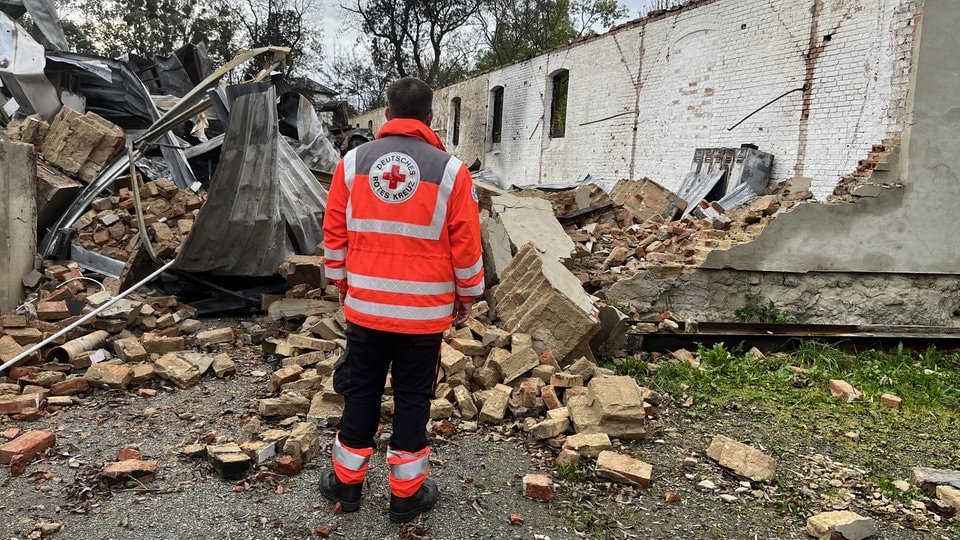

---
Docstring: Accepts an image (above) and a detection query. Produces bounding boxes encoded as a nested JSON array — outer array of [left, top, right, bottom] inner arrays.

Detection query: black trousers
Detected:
[[333, 322, 442, 453]]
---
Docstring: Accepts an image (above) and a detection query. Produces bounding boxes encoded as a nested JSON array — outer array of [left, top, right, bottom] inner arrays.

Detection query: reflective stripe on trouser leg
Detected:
[[332, 433, 373, 484], [387, 446, 431, 498]]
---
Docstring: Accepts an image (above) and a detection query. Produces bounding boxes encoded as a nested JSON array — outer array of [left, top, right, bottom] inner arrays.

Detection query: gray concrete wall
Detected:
[[606, 266, 960, 326], [704, 0, 960, 274], [0, 140, 37, 312]]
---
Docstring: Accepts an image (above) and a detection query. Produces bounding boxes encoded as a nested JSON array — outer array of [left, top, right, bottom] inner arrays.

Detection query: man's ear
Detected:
[[385, 107, 393, 120], [426, 110, 434, 126]]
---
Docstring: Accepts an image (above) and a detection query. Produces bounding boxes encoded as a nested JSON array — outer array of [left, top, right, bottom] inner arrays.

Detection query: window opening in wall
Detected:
[[490, 86, 504, 144], [550, 70, 568, 139], [451, 97, 461, 146]]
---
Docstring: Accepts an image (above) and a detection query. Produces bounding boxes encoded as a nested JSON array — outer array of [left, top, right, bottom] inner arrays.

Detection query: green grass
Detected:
[[645, 340, 960, 415]]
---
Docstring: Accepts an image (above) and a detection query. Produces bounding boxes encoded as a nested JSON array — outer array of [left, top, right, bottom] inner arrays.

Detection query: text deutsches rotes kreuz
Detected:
[[370, 152, 420, 203]]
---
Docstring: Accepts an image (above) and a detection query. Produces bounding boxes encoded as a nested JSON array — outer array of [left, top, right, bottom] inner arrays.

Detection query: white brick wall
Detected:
[[352, 0, 919, 200]]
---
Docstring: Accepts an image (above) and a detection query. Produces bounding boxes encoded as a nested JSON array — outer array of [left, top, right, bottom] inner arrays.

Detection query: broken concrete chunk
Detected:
[[491, 243, 598, 362], [494, 347, 540, 384], [102, 460, 159, 484], [195, 327, 235, 347], [206, 443, 251, 479], [596, 450, 652, 488], [153, 353, 201, 389], [936, 485, 960, 514], [260, 394, 311, 417], [913, 467, 960, 495], [706, 435, 776, 482], [84, 364, 133, 390], [491, 193, 576, 263], [278, 255, 328, 288], [805, 510, 878, 540], [564, 432, 612, 458], [112, 337, 149, 363], [284, 422, 321, 463]]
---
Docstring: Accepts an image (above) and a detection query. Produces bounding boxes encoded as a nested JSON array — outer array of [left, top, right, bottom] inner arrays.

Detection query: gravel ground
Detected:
[[0, 339, 576, 540], [2, 329, 959, 540]]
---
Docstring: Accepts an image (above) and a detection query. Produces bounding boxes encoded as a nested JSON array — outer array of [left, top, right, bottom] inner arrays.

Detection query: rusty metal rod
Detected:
[[0, 259, 176, 374]]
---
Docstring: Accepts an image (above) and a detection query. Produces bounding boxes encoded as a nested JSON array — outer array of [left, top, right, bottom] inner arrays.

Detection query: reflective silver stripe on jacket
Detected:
[[347, 295, 454, 321], [454, 255, 484, 280], [457, 283, 484, 296], [387, 449, 430, 480], [325, 267, 346, 280], [324, 247, 346, 261], [333, 438, 370, 471], [347, 271, 455, 295]]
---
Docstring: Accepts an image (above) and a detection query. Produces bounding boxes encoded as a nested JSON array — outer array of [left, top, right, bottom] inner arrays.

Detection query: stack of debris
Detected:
[[70, 178, 204, 260]]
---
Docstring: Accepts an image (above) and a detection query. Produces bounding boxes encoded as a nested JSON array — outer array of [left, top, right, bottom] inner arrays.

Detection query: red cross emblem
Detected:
[[382, 164, 407, 189]]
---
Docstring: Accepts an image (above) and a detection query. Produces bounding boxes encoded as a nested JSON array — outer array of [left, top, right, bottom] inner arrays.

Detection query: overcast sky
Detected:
[[320, 0, 661, 62]]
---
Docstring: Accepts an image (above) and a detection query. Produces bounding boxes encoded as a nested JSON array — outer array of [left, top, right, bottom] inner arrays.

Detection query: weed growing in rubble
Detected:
[[556, 463, 591, 482], [734, 293, 791, 323]]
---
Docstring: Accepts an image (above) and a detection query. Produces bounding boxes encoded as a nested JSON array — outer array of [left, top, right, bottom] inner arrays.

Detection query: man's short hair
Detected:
[[387, 77, 433, 122]]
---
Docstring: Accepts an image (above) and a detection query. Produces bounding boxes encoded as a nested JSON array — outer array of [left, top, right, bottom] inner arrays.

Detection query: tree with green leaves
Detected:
[[474, 0, 626, 71], [226, 0, 324, 76], [343, 0, 483, 88], [58, 0, 239, 64]]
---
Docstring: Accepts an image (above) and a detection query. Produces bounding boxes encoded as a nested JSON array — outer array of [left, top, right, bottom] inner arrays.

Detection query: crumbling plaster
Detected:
[[606, 266, 960, 326], [706, 0, 960, 275]]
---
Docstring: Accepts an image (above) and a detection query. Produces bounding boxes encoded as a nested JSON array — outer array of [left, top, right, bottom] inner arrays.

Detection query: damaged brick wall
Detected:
[[354, 0, 920, 200]]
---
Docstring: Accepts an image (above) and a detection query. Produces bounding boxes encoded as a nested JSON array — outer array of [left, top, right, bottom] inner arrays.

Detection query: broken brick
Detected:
[[0, 430, 56, 464], [522, 473, 554, 502]]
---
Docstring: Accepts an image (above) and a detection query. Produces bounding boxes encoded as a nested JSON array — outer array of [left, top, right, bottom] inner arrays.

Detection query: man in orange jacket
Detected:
[[319, 77, 484, 523]]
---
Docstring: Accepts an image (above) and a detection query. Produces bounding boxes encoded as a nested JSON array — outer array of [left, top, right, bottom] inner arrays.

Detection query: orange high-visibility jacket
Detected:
[[322, 117, 484, 334]]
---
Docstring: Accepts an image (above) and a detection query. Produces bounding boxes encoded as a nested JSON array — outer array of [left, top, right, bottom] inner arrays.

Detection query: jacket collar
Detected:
[[377, 118, 446, 152]]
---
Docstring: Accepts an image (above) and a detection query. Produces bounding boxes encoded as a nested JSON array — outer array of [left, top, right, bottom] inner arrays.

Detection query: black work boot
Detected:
[[319, 467, 362, 512], [389, 477, 438, 523]]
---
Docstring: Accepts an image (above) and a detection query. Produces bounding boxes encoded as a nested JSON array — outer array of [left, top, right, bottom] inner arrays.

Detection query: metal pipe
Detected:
[[0, 259, 176, 374], [47, 330, 110, 364]]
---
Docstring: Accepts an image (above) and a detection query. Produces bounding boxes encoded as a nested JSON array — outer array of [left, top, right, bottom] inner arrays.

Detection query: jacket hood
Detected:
[[377, 118, 446, 152]]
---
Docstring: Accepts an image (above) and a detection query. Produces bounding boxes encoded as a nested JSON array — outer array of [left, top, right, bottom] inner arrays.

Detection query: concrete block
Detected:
[[494, 347, 540, 384], [453, 385, 478, 419], [491, 243, 598, 362], [491, 193, 575, 263], [102, 460, 159, 484], [113, 337, 149, 363], [530, 417, 569, 439], [596, 450, 652, 488], [84, 363, 133, 390], [430, 398, 455, 419], [479, 385, 512, 424], [284, 422, 320, 463], [805, 510, 878, 540], [153, 353, 201, 389], [278, 255, 328, 288], [260, 394, 311, 417], [440, 342, 468, 375], [0, 142, 37, 314], [706, 435, 777, 482], [564, 432, 612, 458], [195, 327, 235, 347]]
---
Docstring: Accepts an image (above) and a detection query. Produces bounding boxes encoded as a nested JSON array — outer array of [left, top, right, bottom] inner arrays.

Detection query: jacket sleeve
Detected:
[[446, 165, 484, 301], [322, 158, 349, 283]]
